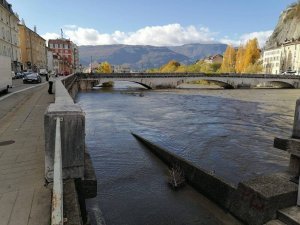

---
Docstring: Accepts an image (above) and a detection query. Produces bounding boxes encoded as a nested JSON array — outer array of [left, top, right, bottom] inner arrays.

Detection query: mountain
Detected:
[[168, 43, 227, 61], [265, 3, 300, 49], [78, 43, 227, 69]]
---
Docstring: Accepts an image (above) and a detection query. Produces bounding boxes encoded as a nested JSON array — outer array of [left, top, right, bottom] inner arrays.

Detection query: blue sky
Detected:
[[8, 0, 296, 46]]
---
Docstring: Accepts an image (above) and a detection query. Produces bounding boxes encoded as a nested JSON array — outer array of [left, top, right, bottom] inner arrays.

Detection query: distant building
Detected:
[[262, 47, 281, 74], [18, 24, 47, 71], [0, 1, 21, 72], [263, 39, 300, 75], [46, 47, 54, 72], [203, 54, 223, 64], [48, 38, 79, 74], [112, 64, 130, 73]]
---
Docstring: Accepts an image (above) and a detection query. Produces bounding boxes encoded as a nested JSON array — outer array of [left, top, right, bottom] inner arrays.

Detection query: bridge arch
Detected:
[[178, 79, 234, 89], [97, 80, 152, 89], [267, 81, 295, 89]]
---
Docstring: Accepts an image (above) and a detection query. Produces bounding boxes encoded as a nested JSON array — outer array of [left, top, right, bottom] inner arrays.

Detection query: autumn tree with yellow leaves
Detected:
[[235, 46, 245, 73], [220, 45, 236, 73], [243, 38, 261, 73], [160, 60, 181, 72], [95, 61, 112, 73], [221, 38, 261, 74]]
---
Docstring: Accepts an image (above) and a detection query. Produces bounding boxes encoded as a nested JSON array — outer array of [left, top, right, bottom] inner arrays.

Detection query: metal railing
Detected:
[[51, 117, 63, 225]]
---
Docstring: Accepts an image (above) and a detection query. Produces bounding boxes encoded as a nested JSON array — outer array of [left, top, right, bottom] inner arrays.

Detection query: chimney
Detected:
[[34, 25, 37, 33]]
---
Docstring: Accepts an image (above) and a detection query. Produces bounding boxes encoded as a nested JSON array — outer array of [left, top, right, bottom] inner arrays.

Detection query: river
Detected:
[[76, 83, 299, 225]]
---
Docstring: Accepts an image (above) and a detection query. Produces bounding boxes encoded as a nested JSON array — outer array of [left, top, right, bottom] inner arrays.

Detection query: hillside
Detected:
[[78, 43, 227, 69], [168, 43, 227, 60], [265, 2, 300, 49]]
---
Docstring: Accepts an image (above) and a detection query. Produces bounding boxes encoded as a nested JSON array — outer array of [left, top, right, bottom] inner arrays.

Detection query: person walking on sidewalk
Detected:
[[48, 73, 54, 94]]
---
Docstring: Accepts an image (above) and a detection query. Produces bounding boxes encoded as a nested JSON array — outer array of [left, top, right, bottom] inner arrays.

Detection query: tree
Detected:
[[243, 39, 260, 72], [220, 45, 236, 73], [95, 61, 112, 73], [160, 60, 181, 72], [235, 45, 246, 73]]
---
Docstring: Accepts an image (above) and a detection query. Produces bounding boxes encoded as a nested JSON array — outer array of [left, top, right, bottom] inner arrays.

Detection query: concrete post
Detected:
[[292, 98, 300, 138], [44, 103, 85, 182]]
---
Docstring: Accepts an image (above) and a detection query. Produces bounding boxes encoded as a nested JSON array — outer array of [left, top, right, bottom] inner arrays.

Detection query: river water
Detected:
[[76, 83, 299, 225]]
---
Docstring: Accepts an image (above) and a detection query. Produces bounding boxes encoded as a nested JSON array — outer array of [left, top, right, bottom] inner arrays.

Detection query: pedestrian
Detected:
[[48, 73, 54, 94]]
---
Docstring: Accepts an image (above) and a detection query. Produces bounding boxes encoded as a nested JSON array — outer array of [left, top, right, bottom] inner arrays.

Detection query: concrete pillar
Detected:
[[292, 99, 300, 138], [44, 103, 85, 182], [289, 154, 300, 176]]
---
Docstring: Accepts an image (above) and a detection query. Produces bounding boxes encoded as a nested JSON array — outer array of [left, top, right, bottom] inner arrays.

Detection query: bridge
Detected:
[[76, 73, 300, 89]]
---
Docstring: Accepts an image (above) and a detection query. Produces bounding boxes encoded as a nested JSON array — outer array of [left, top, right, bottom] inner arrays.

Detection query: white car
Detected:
[[281, 70, 296, 75]]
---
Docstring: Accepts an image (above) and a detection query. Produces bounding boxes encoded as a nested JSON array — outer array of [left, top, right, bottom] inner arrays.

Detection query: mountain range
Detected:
[[78, 43, 227, 69]]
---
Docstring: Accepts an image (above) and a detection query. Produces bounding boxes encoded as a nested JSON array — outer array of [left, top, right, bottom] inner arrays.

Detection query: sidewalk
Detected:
[[0, 84, 53, 225]]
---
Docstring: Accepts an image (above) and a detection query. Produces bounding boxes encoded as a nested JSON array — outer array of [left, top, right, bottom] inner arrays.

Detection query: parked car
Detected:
[[15, 72, 25, 79], [39, 68, 48, 76], [281, 70, 296, 75], [23, 73, 42, 84]]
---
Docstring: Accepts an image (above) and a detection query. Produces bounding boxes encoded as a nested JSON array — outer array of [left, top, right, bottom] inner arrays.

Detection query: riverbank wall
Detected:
[[132, 132, 298, 225], [44, 74, 97, 224]]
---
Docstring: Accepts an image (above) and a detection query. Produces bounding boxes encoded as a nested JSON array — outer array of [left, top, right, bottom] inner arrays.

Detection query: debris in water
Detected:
[[168, 164, 185, 190]]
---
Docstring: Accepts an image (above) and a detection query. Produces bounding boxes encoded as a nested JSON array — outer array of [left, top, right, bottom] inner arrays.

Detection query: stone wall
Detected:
[[44, 75, 85, 181]]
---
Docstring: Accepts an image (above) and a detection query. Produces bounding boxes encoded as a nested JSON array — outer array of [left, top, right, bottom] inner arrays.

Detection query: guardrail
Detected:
[[51, 117, 63, 225]]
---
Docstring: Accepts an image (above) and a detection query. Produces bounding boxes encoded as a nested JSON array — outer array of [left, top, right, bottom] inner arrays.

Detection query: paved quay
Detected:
[[0, 83, 53, 225]]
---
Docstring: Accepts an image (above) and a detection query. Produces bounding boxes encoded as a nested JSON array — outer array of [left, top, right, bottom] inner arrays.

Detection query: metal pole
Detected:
[[51, 117, 63, 225]]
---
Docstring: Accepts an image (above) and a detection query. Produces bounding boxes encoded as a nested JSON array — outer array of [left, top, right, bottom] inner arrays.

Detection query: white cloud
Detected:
[[220, 30, 273, 47], [42, 32, 60, 41], [42, 24, 216, 46], [42, 24, 273, 48]]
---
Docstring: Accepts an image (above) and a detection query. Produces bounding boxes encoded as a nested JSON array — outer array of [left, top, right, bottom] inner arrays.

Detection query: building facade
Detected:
[[18, 24, 47, 71], [203, 54, 223, 64], [112, 64, 130, 73], [263, 40, 300, 75], [48, 38, 79, 74], [46, 47, 54, 73], [0, 1, 21, 72]]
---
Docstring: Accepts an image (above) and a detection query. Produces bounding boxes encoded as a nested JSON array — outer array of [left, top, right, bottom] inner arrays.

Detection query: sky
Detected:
[[8, 0, 297, 47]]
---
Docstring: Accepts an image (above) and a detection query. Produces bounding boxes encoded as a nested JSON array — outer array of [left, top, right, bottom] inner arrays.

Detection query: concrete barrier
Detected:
[[44, 76, 85, 181]]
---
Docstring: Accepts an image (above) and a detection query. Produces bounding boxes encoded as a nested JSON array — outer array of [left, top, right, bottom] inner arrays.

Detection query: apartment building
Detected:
[[48, 38, 79, 74], [18, 24, 47, 71], [263, 39, 300, 75], [0, 0, 21, 72]]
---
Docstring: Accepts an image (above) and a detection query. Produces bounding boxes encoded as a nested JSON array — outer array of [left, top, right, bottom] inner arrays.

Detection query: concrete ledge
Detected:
[[230, 172, 297, 225], [274, 137, 300, 155]]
